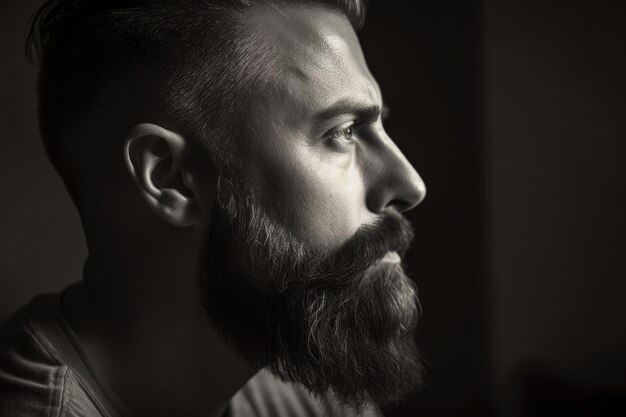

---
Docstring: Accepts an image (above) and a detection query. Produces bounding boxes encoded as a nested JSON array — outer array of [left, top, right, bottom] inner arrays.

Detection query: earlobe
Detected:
[[124, 123, 199, 227]]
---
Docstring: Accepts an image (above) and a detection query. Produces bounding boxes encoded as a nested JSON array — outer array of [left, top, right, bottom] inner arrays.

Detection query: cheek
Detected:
[[256, 143, 372, 250]]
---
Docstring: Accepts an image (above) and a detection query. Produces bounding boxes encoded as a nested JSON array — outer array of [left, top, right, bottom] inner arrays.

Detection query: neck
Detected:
[[63, 254, 256, 417]]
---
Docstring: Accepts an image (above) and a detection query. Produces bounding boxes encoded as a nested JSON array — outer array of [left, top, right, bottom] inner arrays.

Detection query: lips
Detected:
[[381, 251, 401, 264]]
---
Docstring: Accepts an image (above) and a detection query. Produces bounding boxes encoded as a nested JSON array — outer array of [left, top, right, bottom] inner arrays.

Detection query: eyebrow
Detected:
[[313, 100, 390, 125]]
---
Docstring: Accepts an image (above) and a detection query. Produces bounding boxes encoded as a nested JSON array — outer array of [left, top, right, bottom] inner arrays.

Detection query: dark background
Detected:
[[1, 1, 625, 416]]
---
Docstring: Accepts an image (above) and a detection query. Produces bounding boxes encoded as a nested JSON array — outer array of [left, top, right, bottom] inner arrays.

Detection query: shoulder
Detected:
[[230, 369, 383, 417], [0, 295, 103, 417]]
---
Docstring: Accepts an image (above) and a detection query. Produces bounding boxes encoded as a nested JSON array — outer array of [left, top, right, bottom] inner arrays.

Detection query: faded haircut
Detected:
[[25, 0, 368, 202]]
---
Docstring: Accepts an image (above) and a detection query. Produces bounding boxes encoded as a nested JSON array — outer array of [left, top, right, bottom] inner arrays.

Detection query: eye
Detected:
[[326, 123, 356, 148]]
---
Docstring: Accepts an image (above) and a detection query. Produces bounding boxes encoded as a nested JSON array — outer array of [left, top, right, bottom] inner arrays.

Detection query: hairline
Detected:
[[26, 0, 368, 204]]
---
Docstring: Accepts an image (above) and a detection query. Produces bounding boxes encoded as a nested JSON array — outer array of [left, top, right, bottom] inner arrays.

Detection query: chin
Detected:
[[268, 261, 422, 409]]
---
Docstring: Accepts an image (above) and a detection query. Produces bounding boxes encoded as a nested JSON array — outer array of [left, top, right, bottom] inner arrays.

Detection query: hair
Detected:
[[25, 0, 368, 203], [201, 175, 422, 410]]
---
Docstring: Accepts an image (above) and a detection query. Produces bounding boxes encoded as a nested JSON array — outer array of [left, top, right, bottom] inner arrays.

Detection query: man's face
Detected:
[[242, 5, 426, 251], [197, 5, 426, 410]]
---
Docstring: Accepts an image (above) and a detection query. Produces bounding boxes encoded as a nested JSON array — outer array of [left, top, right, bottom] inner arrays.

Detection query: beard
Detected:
[[197, 177, 424, 411]]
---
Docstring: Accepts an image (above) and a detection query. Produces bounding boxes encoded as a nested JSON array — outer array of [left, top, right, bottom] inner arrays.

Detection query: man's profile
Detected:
[[0, 1, 426, 416]]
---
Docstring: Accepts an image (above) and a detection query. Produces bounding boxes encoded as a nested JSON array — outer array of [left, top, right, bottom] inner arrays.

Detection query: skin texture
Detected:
[[62, 4, 426, 417], [244, 6, 425, 250]]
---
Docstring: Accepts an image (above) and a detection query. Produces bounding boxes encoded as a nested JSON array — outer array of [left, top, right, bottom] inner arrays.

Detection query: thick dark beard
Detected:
[[197, 178, 424, 411]]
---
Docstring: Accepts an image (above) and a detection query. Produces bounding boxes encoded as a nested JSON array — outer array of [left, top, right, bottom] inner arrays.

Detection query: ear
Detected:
[[123, 123, 199, 227]]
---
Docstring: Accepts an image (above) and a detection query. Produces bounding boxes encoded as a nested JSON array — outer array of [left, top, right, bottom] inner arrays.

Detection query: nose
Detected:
[[365, 136, 426, 214]]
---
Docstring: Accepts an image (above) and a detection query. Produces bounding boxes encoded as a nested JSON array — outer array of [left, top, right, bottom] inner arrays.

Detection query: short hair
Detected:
[[25, 0, 368, 203]]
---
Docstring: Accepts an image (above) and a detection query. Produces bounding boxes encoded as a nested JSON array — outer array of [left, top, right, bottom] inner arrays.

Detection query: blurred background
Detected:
[[1, 1, 625, 416]]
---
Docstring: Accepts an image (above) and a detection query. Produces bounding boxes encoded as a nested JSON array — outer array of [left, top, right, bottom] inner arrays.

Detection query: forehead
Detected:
[[249, 5, 381, 118]]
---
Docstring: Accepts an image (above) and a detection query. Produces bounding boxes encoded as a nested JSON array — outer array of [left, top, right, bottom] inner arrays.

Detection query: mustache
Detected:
[[307, 210, 415, 286]]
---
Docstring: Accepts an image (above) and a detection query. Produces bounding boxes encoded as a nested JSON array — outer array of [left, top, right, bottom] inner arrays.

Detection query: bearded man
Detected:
[[0, 1, 427, 416]]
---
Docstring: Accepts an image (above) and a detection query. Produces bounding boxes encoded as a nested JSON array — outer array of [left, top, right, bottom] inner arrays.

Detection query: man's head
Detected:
[[28, 0, 426, 410]]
